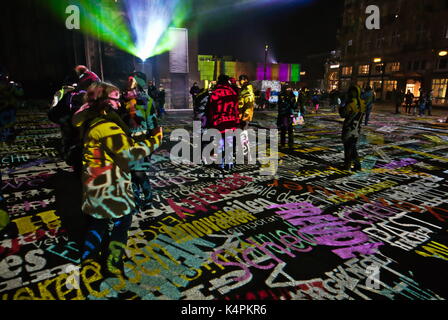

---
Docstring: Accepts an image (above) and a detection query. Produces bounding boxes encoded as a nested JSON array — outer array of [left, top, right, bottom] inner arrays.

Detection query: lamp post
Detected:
[[264, 44, 269, 80]]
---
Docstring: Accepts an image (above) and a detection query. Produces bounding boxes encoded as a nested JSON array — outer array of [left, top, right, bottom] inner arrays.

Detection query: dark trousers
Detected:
[[81, 214, 132, 269], [418, 103, 426, 116], [427, 103, 432, 116], [131, 170, 152, 209], [280, 125, 294, 147], [365, 105, 373, 125], [343, 137, 360, 169], [405, 103, 413, 114], [240, 121, 250, 131]]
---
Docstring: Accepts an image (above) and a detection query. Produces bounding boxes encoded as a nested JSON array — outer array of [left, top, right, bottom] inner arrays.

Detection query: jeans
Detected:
[[131, 170, 152, 210], [218, 135, 235, 169], [426, 103, 432, 116], [418, 103, 425, 116]]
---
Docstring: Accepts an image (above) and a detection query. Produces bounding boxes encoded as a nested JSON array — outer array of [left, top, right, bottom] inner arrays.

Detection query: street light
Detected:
[[439, 50, 448, 57], [264, 44, 269, 80], [373, 57, 382, 63]]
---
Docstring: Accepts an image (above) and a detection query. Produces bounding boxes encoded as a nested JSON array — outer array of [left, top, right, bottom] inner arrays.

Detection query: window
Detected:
[[373, 63, 385, 75], [376, 35, 385, 49], [384, 81, 398, 93], [342, 66, 353, 76], [389, 62, 400, 72], [432, 79, 448, 104], [359, 65, 370, 75]]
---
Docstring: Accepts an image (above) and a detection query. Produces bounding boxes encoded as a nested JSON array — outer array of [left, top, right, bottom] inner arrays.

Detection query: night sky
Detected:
[[196, 0, 344, 63]]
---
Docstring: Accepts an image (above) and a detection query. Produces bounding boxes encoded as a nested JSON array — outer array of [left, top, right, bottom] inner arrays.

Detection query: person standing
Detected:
[[362, 86, 375, 125], [206, 75, 240, 170], [265, 87, 272, 109], [311, 90, 320, 113], [74, 65, 101, 91], [299, 87, 310, 115], [147, 80, 158, 100], [121, 74, 159, 212], [156, 84, 166, 117], [426, 90, 433, 116], [194, 85, 211, 128], [418, 89, 427, 116], [277, 86, 297, 149], [393, 88, 404, 114], [404, 90, 414, 114], [339, 85, 366, 171], [190, 82, 201, 108], [72, 82, 162, 277], [238, 75, 255, 131]]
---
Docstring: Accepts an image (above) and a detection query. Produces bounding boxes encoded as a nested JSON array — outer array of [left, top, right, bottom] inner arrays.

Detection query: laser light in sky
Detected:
[[124, 0, 183, 61]]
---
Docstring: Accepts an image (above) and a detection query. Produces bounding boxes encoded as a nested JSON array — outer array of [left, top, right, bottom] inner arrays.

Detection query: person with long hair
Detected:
[[72, 82, 162, 278]]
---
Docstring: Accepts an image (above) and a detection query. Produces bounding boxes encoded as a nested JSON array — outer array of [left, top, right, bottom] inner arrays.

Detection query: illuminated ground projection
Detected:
[[1, 103, 448, 300]]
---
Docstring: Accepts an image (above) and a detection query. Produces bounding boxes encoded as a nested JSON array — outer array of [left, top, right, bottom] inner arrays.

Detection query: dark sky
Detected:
[[196, 0, 344, 63]]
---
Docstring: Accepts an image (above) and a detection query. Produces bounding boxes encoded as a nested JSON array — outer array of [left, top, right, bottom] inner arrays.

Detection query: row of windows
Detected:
[[341, 58, 448, 76], [345, 25, 448, 53]]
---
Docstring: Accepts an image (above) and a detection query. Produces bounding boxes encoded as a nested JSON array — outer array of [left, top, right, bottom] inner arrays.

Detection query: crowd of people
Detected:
[[398, 88, 434, 116], [1, 63, 448, 281]]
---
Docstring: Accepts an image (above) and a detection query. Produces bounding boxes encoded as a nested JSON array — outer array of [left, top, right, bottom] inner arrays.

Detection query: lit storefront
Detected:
[[432, 78, 448, 104]]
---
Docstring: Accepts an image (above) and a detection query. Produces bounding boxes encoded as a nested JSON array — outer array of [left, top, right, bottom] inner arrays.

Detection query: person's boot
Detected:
[[102, 248, 129, 280]]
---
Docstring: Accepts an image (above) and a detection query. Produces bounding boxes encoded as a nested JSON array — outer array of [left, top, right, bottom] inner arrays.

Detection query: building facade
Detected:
[[197, 55, 301, 89], [332, 0, 448, 104]]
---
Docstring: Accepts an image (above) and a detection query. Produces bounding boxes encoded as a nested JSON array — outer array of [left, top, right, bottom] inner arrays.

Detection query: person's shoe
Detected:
[[0, 223, 18, 239], [101, 254, 129, 280]]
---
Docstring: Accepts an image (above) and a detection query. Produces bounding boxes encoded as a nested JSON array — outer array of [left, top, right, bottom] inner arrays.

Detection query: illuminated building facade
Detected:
[[335, 0, 448, 104]]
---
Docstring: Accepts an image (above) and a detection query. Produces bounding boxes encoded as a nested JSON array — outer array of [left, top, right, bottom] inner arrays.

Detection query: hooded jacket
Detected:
[[238, 83, 255, 122], [72, 107, 162, 219], [206, 84, 240, 133], [340, 86, 366, 141]]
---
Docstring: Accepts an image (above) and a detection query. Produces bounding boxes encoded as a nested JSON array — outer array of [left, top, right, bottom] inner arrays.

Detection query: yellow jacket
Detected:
[[238, 84, 255, 122], [73, 109, 162, 219]]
